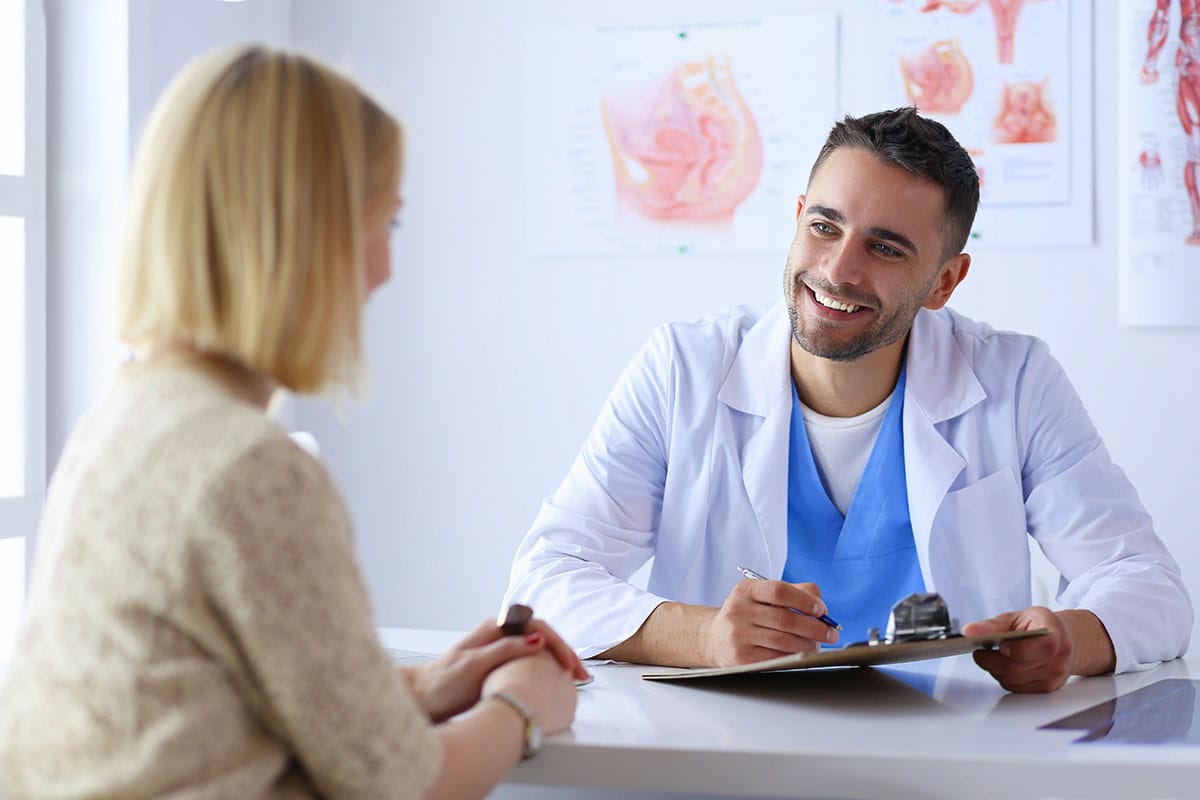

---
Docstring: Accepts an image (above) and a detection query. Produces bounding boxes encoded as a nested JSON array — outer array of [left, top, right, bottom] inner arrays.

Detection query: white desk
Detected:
[[380, 629, 1199, 800]]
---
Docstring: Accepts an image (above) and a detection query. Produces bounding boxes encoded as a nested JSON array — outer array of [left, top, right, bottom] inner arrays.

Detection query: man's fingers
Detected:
[[728, 580, 837, 645], [973, 644, 1070, 693], [790, 581, 823, 601], [749, 623, 825, 655], [746, 598, 833, 642], [975, 638, 1055, 671], [1002, 633, 1063, 663], [745, 579, 828, 619], [962, 611, 1022, 637], [716, 580, 837, 665], [725, 624, 817, 664], [974, 659, 1067, 693]]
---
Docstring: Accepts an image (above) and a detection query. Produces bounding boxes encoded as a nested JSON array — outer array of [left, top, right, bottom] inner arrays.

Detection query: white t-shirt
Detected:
[[800, 395, 892, 516]]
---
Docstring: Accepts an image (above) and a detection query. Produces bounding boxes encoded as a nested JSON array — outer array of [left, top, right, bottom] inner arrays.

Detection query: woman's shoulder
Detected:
[[176, 398, 343, 533], [75, 364, 345, 541], [122, 364, 319, 482]]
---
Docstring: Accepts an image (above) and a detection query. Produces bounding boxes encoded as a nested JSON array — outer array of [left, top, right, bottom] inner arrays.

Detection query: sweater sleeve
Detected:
[[190, 434, 441, 800]]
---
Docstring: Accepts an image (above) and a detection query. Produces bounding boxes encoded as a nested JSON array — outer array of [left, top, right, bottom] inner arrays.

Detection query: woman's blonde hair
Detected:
[[117, 45, 402, 393]]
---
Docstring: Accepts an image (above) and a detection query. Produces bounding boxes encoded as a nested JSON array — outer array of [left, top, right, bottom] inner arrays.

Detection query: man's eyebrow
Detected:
[[805, 204, 844, 224], [868, 226, 919, 257], [805, 203, 920, 257]]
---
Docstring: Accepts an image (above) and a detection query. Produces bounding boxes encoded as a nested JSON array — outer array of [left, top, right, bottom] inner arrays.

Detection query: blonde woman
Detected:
[[0, 46, 584, 800]]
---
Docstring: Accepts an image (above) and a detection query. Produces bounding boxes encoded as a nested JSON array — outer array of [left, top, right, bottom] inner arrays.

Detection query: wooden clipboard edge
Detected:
[[641, 628, 1050, 681]]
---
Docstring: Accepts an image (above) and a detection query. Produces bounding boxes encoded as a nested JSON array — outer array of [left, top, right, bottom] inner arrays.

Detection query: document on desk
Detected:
[[642, 629, 1048, 681]]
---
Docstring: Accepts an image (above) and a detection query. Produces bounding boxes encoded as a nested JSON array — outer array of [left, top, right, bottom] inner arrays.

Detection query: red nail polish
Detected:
[[525, 632, 542, 645]]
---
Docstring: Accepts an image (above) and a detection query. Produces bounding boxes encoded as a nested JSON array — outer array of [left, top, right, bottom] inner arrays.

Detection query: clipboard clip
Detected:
[[866, 592, 961, 646]]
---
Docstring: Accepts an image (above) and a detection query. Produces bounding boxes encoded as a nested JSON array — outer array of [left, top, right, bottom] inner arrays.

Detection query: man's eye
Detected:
[[874, 242, 902, 257], [811, 221, 835, 235]]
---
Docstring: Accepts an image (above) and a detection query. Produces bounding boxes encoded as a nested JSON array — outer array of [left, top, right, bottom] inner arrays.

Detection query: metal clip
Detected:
[[866, 592, 960, 646]]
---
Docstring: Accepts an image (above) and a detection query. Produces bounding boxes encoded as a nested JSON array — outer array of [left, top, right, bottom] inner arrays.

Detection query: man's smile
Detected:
[[800, 281, 875, 319], [812, 289, 865, 314]]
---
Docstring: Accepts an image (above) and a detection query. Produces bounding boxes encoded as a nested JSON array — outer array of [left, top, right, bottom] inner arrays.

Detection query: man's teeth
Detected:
[[813, 291, 862, 313]]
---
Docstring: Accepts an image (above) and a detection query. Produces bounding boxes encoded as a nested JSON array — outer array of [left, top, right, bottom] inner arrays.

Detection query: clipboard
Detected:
[[643, 628, 1049, 681]]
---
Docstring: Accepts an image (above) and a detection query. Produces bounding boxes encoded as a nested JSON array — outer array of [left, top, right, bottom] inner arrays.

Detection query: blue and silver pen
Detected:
[[736, 565, 843, 630]]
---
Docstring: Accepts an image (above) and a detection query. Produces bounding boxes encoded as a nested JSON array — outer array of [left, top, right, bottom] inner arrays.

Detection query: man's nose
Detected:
[[822, 239, 864, 287]]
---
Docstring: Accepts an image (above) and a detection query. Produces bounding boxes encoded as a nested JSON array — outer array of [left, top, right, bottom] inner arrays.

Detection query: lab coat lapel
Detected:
[[902, 309, 986, 589], [717, 303, 793, 576]]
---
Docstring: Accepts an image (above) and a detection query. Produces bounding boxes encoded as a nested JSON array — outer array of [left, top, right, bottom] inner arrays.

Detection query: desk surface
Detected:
[[380, 628, 1198, 800]]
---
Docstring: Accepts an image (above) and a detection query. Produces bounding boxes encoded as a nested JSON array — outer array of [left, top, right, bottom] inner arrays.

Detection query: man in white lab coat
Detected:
[[505, 108, 1191, 692]]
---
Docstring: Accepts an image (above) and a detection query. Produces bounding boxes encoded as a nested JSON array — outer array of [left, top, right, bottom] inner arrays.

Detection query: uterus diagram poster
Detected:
[[525, 15, 837, 257], [1118, 0, 1200, 327], [855, 0, 1093, 248]]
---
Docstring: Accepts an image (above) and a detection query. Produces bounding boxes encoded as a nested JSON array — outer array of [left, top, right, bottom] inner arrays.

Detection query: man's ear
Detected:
[[923, 253, 971, 310], [795, 195, 806, 220]]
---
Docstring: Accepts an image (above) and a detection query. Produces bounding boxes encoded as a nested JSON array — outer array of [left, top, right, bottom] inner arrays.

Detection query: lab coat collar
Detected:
[[716, 302, 792, 417], [715, 303, 987, 421], [905, 308, 987, 423]]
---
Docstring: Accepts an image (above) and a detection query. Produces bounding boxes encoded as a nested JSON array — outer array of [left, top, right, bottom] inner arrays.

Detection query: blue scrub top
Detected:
[[781, 365, 925, 643]]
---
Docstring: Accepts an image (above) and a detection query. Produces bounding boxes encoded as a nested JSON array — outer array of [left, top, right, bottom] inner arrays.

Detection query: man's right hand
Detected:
[[705, 578, 839, 666], [598, 580, 838, 668]]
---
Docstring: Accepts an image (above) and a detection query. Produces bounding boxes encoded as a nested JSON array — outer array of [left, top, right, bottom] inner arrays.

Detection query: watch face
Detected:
[[526, 719, 543, 758]]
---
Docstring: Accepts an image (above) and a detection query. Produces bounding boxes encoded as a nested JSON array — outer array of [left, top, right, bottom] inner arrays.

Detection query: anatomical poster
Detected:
[[857, 0, 1093, 248], [1118, 0, 1200, 327], [525, 15, 837, 256]]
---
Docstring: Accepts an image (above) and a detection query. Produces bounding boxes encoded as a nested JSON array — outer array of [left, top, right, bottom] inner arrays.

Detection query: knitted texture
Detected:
[[0, 362, 441, 799]]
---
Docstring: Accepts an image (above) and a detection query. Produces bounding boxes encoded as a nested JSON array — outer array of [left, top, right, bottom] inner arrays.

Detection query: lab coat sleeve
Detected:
[[504, 326, 678, 658], [1017, 341, 1192, 672]]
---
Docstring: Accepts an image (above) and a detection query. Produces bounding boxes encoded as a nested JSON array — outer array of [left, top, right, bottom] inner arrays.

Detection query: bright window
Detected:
[[0, 537, 24, 664], [0, 217, 24, 499], [1, 0, 45, 665], [0, 1, 24, 177]]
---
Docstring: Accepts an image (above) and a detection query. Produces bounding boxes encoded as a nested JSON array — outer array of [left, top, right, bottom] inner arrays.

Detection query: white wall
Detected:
[[289, 0, 1200, 646]]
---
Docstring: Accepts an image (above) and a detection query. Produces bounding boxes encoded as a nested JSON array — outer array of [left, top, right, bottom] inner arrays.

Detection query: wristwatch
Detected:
[[488, 690, 542, 759]]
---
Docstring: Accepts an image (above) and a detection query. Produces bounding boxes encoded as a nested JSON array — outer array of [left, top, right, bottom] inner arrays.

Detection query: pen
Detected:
[[736, 565, 843, 630]]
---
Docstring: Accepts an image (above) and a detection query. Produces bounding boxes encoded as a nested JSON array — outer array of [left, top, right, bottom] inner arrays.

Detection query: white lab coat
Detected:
[[505, 303, 1192, 671]]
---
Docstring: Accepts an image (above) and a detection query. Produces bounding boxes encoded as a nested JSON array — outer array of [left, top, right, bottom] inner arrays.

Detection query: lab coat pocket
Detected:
[[932, 466, 1032, 619]]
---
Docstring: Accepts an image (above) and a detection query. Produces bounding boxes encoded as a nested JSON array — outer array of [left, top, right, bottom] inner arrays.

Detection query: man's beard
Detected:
[[785, 273, 922, 362]]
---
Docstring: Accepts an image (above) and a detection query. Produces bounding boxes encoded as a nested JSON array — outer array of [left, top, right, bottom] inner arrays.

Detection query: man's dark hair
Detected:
[[808, 107, 980, 260]]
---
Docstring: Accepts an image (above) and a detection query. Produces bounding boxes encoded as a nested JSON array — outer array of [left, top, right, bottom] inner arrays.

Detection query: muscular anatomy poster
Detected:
[[1119, 0, 1200, 327], [525, 15, 837, 256], [856, 0, 1093, 248]]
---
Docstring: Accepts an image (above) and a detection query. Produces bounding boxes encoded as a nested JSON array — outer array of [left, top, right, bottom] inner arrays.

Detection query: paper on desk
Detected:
[[642, 629, 1049, 681]]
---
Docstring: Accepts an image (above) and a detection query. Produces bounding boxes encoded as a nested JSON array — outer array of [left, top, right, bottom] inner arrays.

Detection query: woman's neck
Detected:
[[137, 344, 278, 410]]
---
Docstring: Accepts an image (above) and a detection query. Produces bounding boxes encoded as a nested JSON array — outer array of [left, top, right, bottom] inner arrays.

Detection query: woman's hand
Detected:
[[404, 616, 587, 722], [482, 648, 579, 738]]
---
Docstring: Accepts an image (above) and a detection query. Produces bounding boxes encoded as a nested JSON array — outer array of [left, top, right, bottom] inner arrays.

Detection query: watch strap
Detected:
[[487, 690, 542, 759]]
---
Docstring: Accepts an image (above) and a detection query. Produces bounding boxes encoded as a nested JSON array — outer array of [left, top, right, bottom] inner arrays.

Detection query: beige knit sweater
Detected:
[[0, 361, 441, 799]]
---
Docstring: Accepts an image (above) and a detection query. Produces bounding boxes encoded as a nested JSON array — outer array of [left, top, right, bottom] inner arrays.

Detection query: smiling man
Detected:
[[505, 108, 1192, 692]]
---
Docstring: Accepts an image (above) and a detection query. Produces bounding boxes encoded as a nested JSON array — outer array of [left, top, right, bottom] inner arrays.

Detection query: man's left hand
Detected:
[[963, 607, 1115, 693]]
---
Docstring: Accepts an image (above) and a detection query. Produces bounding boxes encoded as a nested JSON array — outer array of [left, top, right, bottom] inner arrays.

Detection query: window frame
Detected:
[[0, 0, 48, 584]]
